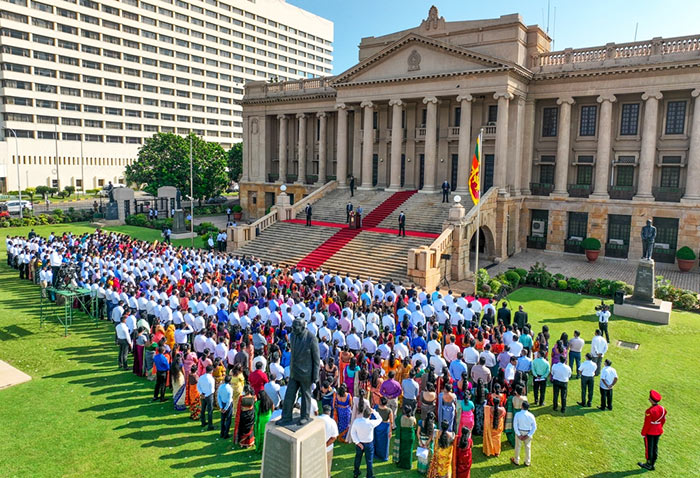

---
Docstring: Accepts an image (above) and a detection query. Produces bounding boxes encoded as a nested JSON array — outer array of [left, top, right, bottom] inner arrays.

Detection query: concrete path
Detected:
[[0, 360, 31, 391]]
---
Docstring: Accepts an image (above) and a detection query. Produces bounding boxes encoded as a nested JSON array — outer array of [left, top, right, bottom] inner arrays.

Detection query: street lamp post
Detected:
[[190, 133, 194, 248], [7, 129, 22, 219]]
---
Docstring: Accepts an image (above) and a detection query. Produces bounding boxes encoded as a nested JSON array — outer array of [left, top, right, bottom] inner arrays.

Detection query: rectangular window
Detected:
[[576, 165, 593, 185], [60, 72, 80, 81], [36, 115, 57, 124], [487, 105, 498, 124], [665, 101, 686, 135], [31, 17, 54, 29], [35, 67, 56, 78], [567, 212, 588, 239], [542, 107, 558, 137], [61, 102, 81, 111], [83, 90, 101, 99], [579, 105, 597, 136], [660, 166, 681, 188], [539, 164, 555, 185], [58, 39, 78, 51], [620, 103, 640, 136], [33, 34, 54, 45], [615, 165, 635, 187], [63, 133, 81, 141], [33, 51, 55, 62]]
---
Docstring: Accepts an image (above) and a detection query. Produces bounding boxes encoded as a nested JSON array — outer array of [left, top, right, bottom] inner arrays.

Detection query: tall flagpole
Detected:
[[473, 128, 484, 295]]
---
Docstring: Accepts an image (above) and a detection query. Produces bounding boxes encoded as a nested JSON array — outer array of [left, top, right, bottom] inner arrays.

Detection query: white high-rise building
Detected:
[[0, 0, 332, 192]]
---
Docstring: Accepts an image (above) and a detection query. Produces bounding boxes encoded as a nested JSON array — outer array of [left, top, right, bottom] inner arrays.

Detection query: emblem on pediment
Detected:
[[408, 50, 421, 72]]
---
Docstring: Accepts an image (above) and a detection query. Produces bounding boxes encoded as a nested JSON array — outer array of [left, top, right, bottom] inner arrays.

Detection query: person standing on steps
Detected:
[[442, 179, 450, 203], [638, 389, 666, 471], [346, 202, 353, 223], [356, 205, 363, 228], [349, 175, 355, 197], [305, 203, 313, 227], [398, 211, 406, 237]]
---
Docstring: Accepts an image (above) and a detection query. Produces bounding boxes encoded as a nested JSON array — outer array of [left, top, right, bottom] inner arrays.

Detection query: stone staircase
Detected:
[[294, 188, 394, 224], [235, 222, 337, 265], [376, 192, 462, 234]]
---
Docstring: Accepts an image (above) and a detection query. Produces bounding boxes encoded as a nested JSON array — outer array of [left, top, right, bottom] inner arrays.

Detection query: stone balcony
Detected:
[[243, 76, 337, 102], [447, 126, 460, 140], [567, 184, 593, 198], [358, 129, 379, 142], [530, 183, 554, 196], [608, 185, 636, 200], [652, 186, 685, 202]]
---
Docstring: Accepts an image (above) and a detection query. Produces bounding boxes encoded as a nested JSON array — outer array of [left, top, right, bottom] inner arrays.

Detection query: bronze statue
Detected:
[[276, 317, 320, 427], [641, 219, 657, 260]]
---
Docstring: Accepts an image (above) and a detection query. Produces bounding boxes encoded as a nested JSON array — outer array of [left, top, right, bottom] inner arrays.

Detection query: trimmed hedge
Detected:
[[676, 246, 697, 261], [581, 237, 601, 251]]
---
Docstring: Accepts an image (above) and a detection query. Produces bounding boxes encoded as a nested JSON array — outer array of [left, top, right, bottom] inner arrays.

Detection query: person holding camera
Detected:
[[596, 304, 611, 343]]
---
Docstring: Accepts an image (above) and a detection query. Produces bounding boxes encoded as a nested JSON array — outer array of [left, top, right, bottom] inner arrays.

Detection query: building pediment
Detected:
[[333, 34, 514, 86]]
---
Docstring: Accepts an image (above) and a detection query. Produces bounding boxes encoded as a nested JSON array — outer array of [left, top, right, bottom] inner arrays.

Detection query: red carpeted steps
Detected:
[[295, 190, 417, 270]]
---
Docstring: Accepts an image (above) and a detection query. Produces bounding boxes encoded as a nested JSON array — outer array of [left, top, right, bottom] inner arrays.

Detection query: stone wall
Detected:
[[240, 182, 313, 219]]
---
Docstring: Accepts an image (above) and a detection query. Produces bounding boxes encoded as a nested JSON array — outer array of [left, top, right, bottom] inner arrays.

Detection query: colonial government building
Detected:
[[241, 7, 700, 267]]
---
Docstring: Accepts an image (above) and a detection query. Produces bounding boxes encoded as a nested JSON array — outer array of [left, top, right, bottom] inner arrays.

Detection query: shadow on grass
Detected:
[[0, 324, 34, 340], [586, 470, 646, 478]]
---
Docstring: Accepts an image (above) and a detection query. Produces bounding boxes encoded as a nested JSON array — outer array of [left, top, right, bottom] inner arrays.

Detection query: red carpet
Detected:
[[283, 219, 439, 239], [295, 190, 419, 270]]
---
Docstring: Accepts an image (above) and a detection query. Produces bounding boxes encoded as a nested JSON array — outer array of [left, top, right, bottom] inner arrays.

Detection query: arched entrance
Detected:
[[468, 225, 496, 269]]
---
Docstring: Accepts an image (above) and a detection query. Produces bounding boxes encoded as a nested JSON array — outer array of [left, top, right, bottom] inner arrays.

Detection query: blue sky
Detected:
[[288, 0, 700, 74]]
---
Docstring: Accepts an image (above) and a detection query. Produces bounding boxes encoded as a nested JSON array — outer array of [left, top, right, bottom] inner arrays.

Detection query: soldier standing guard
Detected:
[[638, 389, 666, 471]]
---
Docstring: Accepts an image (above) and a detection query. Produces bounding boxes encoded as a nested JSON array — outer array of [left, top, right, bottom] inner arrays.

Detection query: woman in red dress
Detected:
[[453, 427, 473, 478]]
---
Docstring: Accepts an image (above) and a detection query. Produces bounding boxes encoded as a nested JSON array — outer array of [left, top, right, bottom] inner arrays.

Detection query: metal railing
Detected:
[[652, 186, 685, 203], [608, 185, 636, 200]]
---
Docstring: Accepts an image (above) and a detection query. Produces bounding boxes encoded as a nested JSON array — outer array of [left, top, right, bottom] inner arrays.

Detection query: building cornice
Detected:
[[533, 60, 700, 81], [240, 93, 337, 106]]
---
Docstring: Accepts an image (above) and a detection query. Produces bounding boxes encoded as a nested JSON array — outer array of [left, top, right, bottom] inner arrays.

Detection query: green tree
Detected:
[[227, 142, 242, 183], [125, 132, 228, 200], [23, 187, 35, 202], [35, 185, 51, 199], [64, 185, 75, 197]]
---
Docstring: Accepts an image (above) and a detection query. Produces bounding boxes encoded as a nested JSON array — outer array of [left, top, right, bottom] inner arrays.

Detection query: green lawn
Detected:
[[0, 224, 699, 477]]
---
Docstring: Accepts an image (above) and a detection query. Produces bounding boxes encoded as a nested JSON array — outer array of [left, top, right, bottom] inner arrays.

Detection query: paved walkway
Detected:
[[487, 250, 700, 292], [0, 360, 31, 391]]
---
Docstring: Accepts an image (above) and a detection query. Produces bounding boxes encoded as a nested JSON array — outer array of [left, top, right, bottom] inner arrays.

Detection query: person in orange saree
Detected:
[[185, 364, 201, 420], [453, 427, 473, 478], [428, 420, 454, 478], [482, 389, 506, 457]]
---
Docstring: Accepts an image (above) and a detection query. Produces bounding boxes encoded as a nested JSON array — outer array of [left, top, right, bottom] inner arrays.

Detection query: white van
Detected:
[[6, 200, 33, 214]]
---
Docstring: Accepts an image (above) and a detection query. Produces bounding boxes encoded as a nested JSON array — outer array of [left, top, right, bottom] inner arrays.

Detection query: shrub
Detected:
[[504, 270, 521, 288], [581, 237, 601, 251], [476, 268, 490, 292], [232, 204, 243, 213], [195, 221, 219, 236], [487, 279, 502, 295], [567, 277, 584, 293], [526, 262, 552, 288], [676, 246, 697, 261], [677, 292, 699, 310], [125, 213, 149, 227], [514, 268, 528, 279], [557, 279, 568, 290]]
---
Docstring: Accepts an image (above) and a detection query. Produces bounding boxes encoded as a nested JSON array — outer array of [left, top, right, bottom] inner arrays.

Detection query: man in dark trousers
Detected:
[[514, 305, 528, 330], [152, 346, 170, 402], [638, 389, 666, 471], [398, 211, 406, 237], [349, 175, 355, 197], [441, 179, 450, 202], [277, 318, 320, 426], [346, 202, 353, 223], [497, 301, 512, 327], [305, 203, 312, 226]]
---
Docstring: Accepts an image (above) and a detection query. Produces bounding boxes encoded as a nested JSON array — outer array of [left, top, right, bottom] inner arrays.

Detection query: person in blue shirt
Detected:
[[217, 375, 234, 439], [152, 346, 170, 402], [216, 304, 229, 324], [411, 331, 427, 351]]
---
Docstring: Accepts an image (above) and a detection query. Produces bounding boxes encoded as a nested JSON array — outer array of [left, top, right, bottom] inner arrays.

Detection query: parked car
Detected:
[[226, 183, 240, 193], [206, 195, 227, 204], [5, 200, 33, 214]]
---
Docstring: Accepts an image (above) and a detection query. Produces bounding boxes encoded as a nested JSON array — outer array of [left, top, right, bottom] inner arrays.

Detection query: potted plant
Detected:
[[581, 237, 602, 262], [232, 204, 243, 221], [676, 246, 697, 272]]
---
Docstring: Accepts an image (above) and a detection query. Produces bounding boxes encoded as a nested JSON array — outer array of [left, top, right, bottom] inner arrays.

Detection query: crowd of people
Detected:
[[7, 227, 657, 478]]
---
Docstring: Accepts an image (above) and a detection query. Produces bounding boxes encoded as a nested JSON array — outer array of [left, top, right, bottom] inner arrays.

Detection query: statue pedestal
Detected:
[[631, 259, 656, 305], [615, 258, 672, 325], [172, 209, 186, 233], [261, 417, 328, 478], [105, 203, 119, 221]]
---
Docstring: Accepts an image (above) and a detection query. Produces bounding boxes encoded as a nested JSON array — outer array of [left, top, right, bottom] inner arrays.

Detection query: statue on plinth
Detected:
[[276, 317, 320, 427], [641, 219, 657, 260]]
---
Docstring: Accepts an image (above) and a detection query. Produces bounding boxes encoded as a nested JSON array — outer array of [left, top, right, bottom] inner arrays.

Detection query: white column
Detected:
[[387, 99, 404, 191], [277, 114, 287, 183], [635, 91, 663, 200], [520, 99, 536, 195], [553, 96, 574, 196], [682, 89, 700, 202], [455, 94, 473, 193], [493, 91, 513, 194], [421, 96, 439, 192], [335, 103, 348, 187], [360, 100, 374, 189], [296, 113, 306, 184], [316, 111, 327, 185], [592, 94, 616, 198]]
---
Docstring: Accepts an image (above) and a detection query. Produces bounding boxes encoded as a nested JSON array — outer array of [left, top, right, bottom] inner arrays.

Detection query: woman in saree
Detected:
[[234, 384, 256, 448], [333, 383, 353, 442], [319, 357, 339, 388], [372, 396, 393, 462], [132, 327, 148, 377], [397, 404, 417, 470], [482, 388, 506, 457], [144, 336, 158, 381], [185, 364, 201, 420], [455, 389, 475, 440], [171, 355, 187, 411], [212, 357, 226, 403], [506, 383, 528, 446], [472, 379, 488, 437], [416, 411, 436, 475], [428, 420, 454, 478], [254, 390, 273, 453], [182, 344, 197, 383], [437, 382, 457, 433], [369, 368, 384, 407], [344, 356, 360, 397], [165, 323, 176, 351], [453, 427, 473, 478], [319, 380, 336, 415]]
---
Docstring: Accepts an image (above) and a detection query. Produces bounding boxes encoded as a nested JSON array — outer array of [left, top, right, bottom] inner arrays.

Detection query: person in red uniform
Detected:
[[638, 389, 666, 471]]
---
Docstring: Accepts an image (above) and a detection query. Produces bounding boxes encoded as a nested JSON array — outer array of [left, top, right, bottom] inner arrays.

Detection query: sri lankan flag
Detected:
[[468, 133, 481, 205]]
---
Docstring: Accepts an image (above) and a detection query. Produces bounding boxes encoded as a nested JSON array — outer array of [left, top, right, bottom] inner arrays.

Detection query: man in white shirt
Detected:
[[115, 315, 132, 369], [319, 404, 339, 478], [463, 339, 480, 377], [550, 355, 572, 413], [350, 407, 382, 478], [590, 329, 608, 376], [596, 304, 611, 343], [511, 401, 537, 467], [577, 353, 598, 407], [429, 353, 447, 376], [598, 359, 618, 411], [197, 364, 216, 430]]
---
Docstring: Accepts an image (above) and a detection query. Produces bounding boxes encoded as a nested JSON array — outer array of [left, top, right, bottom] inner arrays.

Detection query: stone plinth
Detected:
[[614, 299, 671, 325], [111, 187, 135, 224], [172, 209, 186, 233], [632, 259, 655, 304], [261, 418, 327, 478]]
